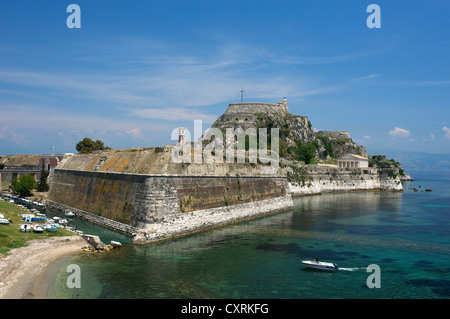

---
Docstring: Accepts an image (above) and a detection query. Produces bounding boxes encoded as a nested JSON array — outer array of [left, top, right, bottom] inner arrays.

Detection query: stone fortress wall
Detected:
[[47, 148, 291, 243]]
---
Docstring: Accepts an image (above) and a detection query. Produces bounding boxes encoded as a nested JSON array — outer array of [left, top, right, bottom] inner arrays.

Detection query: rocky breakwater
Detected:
[[81, 234, 122, 252]]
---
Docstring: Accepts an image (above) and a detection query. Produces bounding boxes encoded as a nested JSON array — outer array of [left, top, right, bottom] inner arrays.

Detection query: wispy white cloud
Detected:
[[443, 126, 450, 139], [350, 74, 379, 82], [128, 107, 218, 123], [389, 80, 450, 87], [0, 103, 168, 135], [125, 128, 144, 138], [0, 125, 31, 145], [0, 103, 180, 150], [264, 50, 385, 66], [389, 127, 410, 137], [0, 38, 374, 112], [0, 37, 387, 152]]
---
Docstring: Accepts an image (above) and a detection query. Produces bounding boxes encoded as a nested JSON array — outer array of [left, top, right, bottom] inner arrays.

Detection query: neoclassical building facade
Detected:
[[337, 154, 369, 168]]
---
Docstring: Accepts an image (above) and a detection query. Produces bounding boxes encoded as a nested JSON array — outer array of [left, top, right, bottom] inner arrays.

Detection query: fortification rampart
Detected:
[[53, 147, 284, 177], [287, 165, 403, 196], [0, 153, 72, 184], [48, 164, 290, 242], [0, 154, 42, 183], [224, 102, 290, 116]]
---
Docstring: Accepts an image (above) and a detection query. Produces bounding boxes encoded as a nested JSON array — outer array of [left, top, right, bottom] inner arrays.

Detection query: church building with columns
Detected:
[[337, 154, 369, 168]]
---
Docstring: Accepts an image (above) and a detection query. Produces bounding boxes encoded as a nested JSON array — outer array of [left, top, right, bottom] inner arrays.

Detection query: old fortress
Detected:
[[1, 99, 410, 244]]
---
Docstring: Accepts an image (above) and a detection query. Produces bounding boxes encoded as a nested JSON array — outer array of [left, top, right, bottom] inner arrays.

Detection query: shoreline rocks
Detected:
[[81, 234, 121, 252]]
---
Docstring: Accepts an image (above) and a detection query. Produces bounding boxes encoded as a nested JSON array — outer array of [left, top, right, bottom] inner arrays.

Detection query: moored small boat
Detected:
[[33, 225, 44, 233], [44, 224, 57, 232], [110, 240, 122, 248], [0, 218, 10, 225], [65, 210, 75, 217], [301, 260, 338, 271], [20, 213, 35, 219], [20, 224, 31, 232]]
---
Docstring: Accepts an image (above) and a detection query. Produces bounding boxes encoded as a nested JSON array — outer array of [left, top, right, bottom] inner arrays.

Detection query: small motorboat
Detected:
[[33, 225, 44, 233], [59, 219, 68, 225], [110, 240, 122, 248], [0, 218, 10, 225], [44, 224, 57, 232], [20, 213, 35, 219], [65, 210, 75, 217], [20, 224, 31, 233], [301, 260, 338, 271]]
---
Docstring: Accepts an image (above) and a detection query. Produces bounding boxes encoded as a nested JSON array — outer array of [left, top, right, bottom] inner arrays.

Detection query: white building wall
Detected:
[[337, 156, 369, 168]]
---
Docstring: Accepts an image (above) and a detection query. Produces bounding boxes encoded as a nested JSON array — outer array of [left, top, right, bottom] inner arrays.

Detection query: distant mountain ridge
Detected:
[[369, 149, 450, 171]]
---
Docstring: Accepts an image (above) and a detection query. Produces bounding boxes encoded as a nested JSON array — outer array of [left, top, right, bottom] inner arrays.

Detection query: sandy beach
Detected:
[[0, 236, 86, 299]]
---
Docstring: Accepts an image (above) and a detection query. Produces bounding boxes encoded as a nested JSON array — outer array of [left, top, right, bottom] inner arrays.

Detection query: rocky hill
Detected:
[[368, 155, 414, 181], [210, 99, 367, 163]]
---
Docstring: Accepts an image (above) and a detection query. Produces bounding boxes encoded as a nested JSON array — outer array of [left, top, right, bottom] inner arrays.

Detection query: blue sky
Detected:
[[0, 0, 449, 155]]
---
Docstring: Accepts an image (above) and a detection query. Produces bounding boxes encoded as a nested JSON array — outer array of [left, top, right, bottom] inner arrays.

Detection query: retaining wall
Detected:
[[48, 168, 291, 243], [287, 165, 403, 196]]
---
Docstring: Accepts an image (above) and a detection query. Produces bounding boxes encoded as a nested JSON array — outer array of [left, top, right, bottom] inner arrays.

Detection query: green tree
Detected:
[[76, 137, 110, 154], [295, 142, 316, 164], [12, 174, 37, 197], [36, 164, 50, 192]]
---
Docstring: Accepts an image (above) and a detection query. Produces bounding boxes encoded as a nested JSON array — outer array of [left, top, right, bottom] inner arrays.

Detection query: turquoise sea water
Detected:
[[51, 170, 450, 299]]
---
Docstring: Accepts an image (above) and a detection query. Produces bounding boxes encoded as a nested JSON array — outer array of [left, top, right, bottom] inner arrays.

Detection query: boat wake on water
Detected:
[[337, 267, 365, 272]]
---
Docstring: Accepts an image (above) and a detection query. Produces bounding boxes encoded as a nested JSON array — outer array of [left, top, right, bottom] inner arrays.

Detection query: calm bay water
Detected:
[[51, 170, 450, 299]]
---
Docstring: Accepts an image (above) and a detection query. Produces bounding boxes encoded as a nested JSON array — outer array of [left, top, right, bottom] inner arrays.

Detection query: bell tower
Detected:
[[178, 127, 186, 145]]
